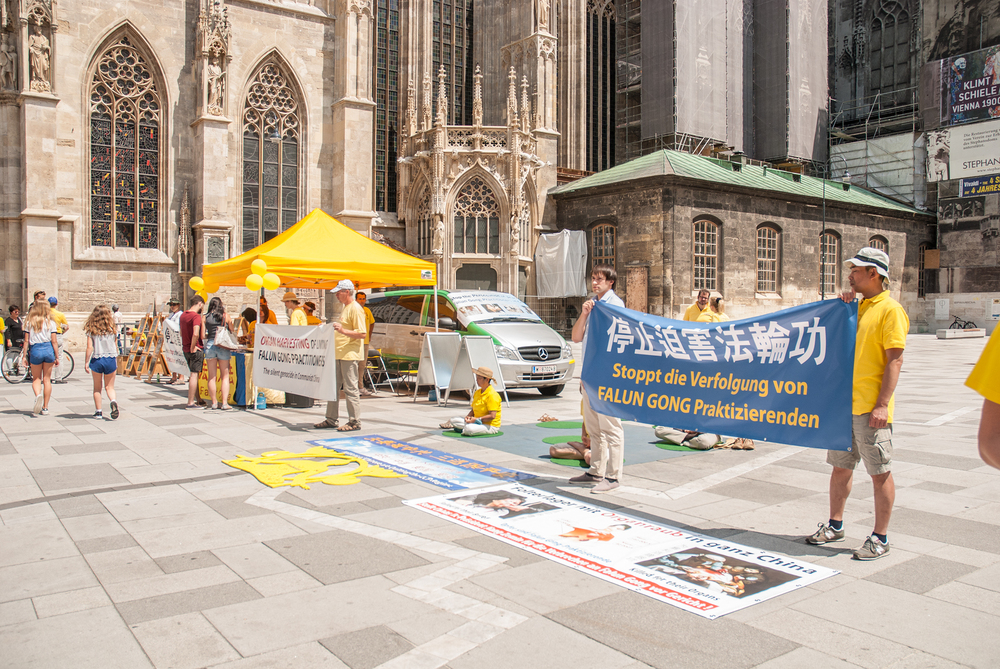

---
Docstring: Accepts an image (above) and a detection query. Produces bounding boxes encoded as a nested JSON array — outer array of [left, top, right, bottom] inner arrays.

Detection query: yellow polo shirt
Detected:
[[336, 301, 367, 360], [684, 303, 707, 322], [363, 306, 375, 345], [696, 309, 730, 323], [966, 334, 1000, 405], [853, 291, 909, 421], [471, 385, 502, 428], [50, 308, 68, 334], [289, 308, 307, 326]]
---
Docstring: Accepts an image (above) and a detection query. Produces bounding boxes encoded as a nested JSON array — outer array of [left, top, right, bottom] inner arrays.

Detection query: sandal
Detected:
[[338, 419, 361, 432], [538, 414, 558, 422], [313, 419, 339, 429]]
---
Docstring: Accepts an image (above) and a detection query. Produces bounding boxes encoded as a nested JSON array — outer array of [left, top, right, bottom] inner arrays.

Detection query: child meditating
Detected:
[[440, 366, 502, 435]]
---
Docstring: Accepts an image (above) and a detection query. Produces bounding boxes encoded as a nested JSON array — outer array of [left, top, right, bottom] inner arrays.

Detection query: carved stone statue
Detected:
[[0, 32, 16, 91], [509, 211, 520, 254], [28, 19, 49, 92], [537, 0, 549, 29], [431, 215, 445, 257], [206, 52, 225, 115]]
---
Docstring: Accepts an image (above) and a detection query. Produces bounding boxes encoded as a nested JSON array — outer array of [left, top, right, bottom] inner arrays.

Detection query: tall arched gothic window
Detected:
[[415, 190, 433, 255], [869, 0, 910, 98], [586, 0, 615, 172], [89, 35, 162, 249], [242, 61, 300, 252], [453, 176, 499, 254]]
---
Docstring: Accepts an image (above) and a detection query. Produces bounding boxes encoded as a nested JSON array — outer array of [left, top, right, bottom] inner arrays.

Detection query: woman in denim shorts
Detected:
[[21, 300, 59, 415], [84, 305, 121, 420], [203, 297, 234, 410]]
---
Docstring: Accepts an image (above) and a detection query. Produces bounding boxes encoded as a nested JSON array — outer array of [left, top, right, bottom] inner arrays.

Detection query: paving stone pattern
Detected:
[[0, 336, 996, 668]]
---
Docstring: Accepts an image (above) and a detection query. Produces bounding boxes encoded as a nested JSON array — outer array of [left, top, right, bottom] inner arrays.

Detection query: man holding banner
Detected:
[[314, 280, 366, 432], [570, 264, 626, 494], [807, 247, 907, 561]]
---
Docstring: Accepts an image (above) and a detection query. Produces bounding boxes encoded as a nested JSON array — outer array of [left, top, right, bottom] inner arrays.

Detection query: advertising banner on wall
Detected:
[[405, 483, 838, 619], [940, 46, 1000, 127], [927, 117, 1000, 182], [581, 299, 857, 450], [253, 324, 339, 401], [961, 173, 1000, 196]]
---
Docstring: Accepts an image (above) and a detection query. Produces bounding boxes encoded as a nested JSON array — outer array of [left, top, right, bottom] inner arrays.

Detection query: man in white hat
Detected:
[[314, 280, 366, 431], [806, 246, 908, 561]]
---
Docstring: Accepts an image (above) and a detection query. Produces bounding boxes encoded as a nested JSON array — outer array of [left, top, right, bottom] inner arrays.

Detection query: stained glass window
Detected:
[[242, 61, 300, 252], [453, 176, 499, 255], [89, 36, 161, 248]]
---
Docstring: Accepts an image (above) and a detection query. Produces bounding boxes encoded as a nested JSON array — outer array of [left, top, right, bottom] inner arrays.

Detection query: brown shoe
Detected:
[[569, 472, 602, 484]]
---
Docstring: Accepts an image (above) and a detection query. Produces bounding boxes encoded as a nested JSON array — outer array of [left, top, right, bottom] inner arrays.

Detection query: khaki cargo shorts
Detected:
[[826, 413, 893, 476]]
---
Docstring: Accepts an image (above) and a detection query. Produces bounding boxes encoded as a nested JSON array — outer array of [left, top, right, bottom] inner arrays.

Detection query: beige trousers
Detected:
[[325, 359, 360, 422], [581, 390, 624, 480]]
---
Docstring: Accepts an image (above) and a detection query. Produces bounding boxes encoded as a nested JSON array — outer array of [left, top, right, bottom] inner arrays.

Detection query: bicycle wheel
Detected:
[[949, 320, 962, 329], [56, 350, 74, 381], [1, 349, 28, 384], [964, 321, 978, 330]]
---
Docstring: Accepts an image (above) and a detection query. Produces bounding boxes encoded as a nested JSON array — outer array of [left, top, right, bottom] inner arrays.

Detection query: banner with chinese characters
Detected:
[[583, 300, 858, 451], [405, 483, 838, 619]]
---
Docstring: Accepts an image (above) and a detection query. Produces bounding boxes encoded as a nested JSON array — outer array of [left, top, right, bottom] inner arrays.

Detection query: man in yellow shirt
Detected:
[[967, 334, 1000, 469], [807, 247, 907, 561], [440, 366, 502, 435], [683, 289, 710, 321], [357, 291, 376, 396], [282, 291, 308, 326], [48, 296, 69, 334], [314, 280, 366, 431]]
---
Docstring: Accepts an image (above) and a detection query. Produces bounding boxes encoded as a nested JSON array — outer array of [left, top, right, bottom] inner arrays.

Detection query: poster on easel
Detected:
[[412, 332, 462, 404], [444, 335, 509, 407]]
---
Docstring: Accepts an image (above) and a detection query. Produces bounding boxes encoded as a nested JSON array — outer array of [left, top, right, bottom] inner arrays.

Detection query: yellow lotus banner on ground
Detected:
[[224, 447, 407, 489]]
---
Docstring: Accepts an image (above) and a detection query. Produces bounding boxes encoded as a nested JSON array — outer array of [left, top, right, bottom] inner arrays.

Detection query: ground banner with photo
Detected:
[[253, 323, 338, 401], [583, 299, 857, 450], [405, 483, 838, 619], [309, 435, 532, 490], [162, 317, 187, 376]]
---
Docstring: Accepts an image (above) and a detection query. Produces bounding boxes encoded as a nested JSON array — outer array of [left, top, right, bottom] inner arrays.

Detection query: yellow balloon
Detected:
[[196, 290, 208, 301], [189, 276, 204, 291], [205, 283, 220, 294], [245, 274, 264, 292], [262, 273, 281, 291], [251, 259, 267, 276]]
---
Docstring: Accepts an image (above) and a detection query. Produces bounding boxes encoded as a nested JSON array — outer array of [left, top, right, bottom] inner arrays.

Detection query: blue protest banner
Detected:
[[582, 300, 858, 451]]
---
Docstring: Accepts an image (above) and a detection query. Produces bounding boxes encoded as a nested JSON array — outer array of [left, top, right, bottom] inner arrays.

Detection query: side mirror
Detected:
[[438, 317, 456, 329]]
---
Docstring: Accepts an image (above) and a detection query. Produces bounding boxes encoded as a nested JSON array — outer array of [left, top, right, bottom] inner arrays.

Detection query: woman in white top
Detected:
[[84, 305, 120, 420], [21, 301, 59, 415]]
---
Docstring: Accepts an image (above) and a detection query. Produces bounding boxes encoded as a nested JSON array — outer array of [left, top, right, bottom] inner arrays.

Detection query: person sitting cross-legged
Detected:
[[440, 366, 502, 435]]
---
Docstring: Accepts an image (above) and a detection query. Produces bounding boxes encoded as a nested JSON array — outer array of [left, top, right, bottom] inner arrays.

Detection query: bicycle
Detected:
[[1, 347, 74, 383], [949, 315, 978, 330]]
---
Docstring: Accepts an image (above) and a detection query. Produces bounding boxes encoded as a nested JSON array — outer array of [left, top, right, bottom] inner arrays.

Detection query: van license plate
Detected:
[[532, 365, 556, 374]]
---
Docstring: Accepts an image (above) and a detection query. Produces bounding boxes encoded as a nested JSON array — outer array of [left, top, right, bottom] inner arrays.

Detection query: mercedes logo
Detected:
[[538, 347, 549, 360]]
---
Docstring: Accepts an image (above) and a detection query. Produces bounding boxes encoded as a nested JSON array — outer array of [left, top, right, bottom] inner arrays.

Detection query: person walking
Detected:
[[21, 300, 59, 415], [966, 332, 1000, 469], [83, 305, 120, 420], [111, 304, 124, 353], [569, 263, 625, 494], [806, 247, 907, 561], [314, 280, 366, 431], [166, 298, 184, 385], [203, 297, 234, 411], [180, 296, 205, 409], [357, 291, 376, 396]]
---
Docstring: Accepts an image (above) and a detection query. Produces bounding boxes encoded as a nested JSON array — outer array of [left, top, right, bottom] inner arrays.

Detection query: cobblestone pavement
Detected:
[[0, 335, 995, 669]]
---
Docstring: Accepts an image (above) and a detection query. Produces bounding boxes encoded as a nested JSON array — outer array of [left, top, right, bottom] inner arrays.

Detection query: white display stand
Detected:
[[413, 332, 463, 404], [443, 335, 510, 407]]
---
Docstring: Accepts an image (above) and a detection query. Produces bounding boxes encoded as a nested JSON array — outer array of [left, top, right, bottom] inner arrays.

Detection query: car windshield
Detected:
[[450, 292, 543, 327]]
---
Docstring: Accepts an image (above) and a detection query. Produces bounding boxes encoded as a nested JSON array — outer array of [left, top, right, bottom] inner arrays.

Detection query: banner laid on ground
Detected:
[[253, 324, 338, 401], [582, 299, 857, 450], [309, 435, 532, 490], [405, 483, 838, 619], [162, 317, 187, 376]]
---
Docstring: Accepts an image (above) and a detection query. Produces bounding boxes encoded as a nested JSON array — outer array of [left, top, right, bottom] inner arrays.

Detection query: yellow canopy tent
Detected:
[[201, 208, 436, 289]]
